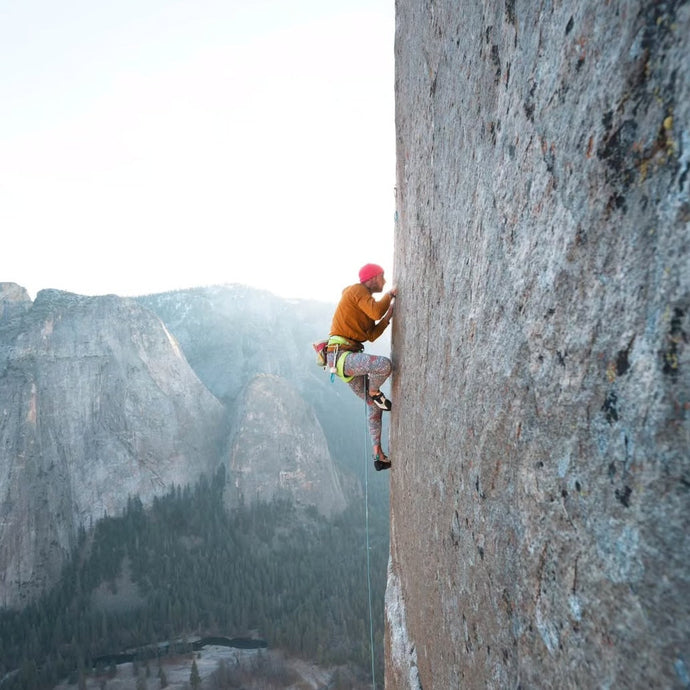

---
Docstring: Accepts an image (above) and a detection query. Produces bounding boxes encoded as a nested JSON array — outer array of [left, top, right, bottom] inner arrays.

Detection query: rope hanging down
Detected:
[[363, 376, 377, 689]]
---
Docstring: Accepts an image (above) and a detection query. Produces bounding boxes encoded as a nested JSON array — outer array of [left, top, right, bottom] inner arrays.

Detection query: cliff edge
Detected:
[[388, 1, 689, 688]]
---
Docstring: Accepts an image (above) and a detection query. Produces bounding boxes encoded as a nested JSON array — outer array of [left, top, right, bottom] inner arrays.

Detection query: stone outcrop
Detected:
[[388, 1, 689, 688], [0, 289, 226, 607], [226, 374, 347, 517]]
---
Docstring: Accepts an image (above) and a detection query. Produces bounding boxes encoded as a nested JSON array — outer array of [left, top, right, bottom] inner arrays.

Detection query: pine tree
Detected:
[[190, 658, 201, 690]]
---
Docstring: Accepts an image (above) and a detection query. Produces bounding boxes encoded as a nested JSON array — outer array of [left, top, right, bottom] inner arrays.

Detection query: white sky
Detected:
[[0, 0, 395, 304]]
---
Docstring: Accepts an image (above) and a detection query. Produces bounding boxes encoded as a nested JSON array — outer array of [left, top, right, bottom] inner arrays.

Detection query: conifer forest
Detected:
[[0, 467, 389, 689]]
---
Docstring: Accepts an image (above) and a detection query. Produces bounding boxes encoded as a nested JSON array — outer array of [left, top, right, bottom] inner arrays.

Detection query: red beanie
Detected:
[[359, 263, 384, 283]]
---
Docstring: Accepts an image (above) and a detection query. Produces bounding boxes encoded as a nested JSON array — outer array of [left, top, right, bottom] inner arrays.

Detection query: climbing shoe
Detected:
[[370, 391, 392, 411], [373, 445, 391, 471]]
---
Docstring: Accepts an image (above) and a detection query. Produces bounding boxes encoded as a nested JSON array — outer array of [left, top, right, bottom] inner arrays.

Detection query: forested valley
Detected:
[[0, 466, 389, 689]]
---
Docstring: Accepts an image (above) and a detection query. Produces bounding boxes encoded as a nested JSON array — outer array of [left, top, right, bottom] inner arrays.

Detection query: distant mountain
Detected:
[[137, 285, 331, 404], [137, 285, 376, 474], [0, 286, 225, 608], [0, 283, 356, 609]]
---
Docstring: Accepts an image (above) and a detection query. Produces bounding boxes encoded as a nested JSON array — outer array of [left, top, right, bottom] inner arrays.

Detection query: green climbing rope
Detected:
[[364, 379, 377, 689]]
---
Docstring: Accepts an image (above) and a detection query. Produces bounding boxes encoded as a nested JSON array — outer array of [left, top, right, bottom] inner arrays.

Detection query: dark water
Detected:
[[92, 636, 268, 668]]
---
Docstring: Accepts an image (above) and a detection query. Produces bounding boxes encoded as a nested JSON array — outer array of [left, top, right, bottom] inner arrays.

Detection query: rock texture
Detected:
[[226, 374, 347, 517], [388, 1, 689, 689], [0, 289, 226, 607]]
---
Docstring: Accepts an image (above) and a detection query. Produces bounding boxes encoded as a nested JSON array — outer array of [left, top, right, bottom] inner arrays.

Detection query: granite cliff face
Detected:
[[226, 374, 347, 517], [0, 285, 350, 609], [0, 287, 226, 607], [388, 1, 689, 688]]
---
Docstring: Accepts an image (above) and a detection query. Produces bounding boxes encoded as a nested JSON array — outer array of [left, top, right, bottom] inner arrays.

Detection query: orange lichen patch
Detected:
[[606, 362, 617, 383], [638, 112, 677, 182]]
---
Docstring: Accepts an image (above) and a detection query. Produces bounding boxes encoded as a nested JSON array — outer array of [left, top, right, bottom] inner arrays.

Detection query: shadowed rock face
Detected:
[[226, 374, 347, 517], [0, 289, 226, 608], [388, 1, 688, 688]]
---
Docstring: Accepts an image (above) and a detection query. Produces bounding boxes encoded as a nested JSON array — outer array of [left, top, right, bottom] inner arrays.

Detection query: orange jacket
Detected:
[[329, 284, 392, 343]]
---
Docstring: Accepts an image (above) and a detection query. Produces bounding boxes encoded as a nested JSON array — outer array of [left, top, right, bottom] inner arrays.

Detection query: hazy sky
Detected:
[[1, 0, 395, 304]]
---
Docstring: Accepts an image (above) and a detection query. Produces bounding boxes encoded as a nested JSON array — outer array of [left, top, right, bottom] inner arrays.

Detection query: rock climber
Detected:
[[327, 263, 396, 471]]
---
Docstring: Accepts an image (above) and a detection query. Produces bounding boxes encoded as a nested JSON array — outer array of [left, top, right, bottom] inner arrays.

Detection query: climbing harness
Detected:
[[327, 335, 362, 349], [327, 335, 363, 383]]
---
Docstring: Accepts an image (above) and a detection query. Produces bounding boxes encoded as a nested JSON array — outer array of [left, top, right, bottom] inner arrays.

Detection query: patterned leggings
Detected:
[[327, 351, 392, 447]]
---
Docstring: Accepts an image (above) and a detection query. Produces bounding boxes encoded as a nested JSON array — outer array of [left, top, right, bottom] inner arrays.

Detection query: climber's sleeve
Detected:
[[354, 289, 391, 341], [355, 290, 392, 321], [368, 316, 391, 342]]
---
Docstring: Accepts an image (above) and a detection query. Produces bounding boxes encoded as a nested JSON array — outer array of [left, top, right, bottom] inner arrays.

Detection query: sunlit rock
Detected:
[[0, 290, 225, 608], [388, 1, 689, 687]]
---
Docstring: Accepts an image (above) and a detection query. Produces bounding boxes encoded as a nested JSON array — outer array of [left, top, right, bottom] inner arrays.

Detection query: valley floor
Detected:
[[53, 645, 357, 690]]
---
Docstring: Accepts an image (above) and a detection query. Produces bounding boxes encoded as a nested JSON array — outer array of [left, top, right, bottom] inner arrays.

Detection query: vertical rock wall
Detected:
[[0, 290, 226, 607], [388, 1, 689, 688]]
